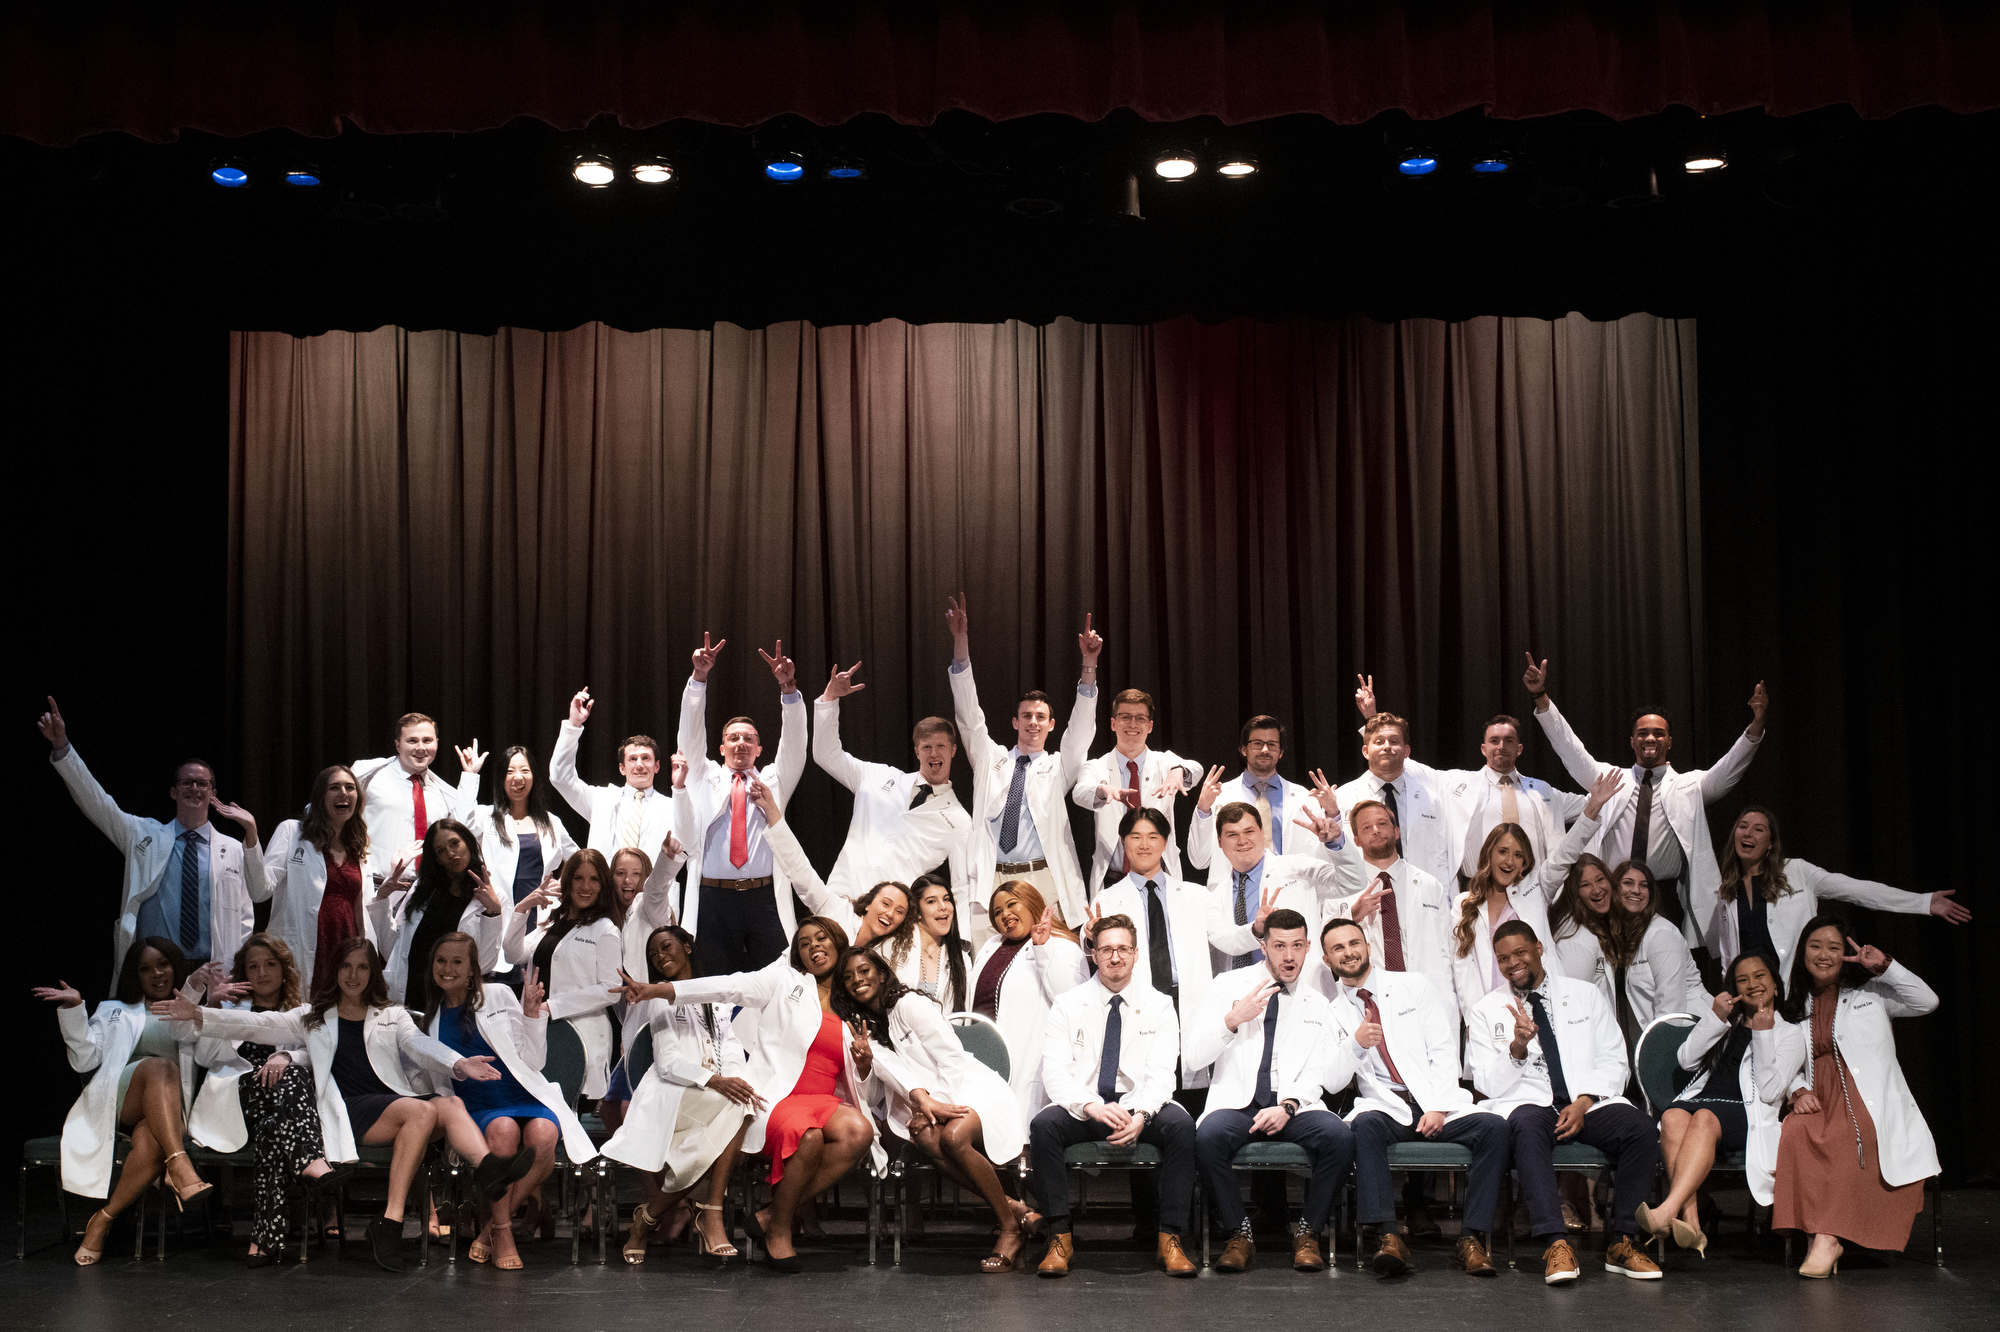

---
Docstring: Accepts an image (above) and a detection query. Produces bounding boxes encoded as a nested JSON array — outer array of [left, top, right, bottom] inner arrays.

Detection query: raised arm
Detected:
[[760, 787, 847, 924], [549, 688, 598, 817], [1697, 681, 1768, 803], [944, 594, 996, 759], [1791, 857, 1969, 924], [680, 632, 726, 782], [635, 827, 687, 933], [766, 646, 809, 803], [43, 698, 142, 853], [1057, 613, 1104, 786], [811, 667, 871, 792], [1524, 655, 1618, 791]]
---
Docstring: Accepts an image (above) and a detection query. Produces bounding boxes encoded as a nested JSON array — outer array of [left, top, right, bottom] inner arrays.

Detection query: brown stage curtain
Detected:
[[228, 315, 1701, 857]]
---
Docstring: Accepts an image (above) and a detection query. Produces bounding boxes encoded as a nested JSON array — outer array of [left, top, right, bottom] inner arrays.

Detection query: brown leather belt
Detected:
[[994, 859, 1049, 875], [701, 876, 774, 891]]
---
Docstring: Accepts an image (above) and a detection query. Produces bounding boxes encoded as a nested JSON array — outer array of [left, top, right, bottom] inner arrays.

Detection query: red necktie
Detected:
[[1116, 758, 1141, 874], [1357, 987, 1409, 1089], [728, 772, 749, 869], [410, 773, 429, 845], [1376, 871, 1405, 971]]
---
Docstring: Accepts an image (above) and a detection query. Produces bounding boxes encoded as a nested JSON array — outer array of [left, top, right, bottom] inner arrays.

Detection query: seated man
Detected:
[[1187, 908, 1353, 1274], [1029, 914, 1197, 1278], [1466, 920, 1663, 1285], [1319, 917, 1505, 1278]]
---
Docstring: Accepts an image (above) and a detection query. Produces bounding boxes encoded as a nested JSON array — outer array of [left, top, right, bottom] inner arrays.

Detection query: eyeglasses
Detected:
[[1244, 740, 1281, 751], [1094, 945, 1136, 959], [174, 778, 214, 791], [1112, 713, 1152, 724]]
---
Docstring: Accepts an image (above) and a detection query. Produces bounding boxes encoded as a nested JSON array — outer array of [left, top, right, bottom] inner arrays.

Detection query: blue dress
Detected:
[[438, 1005, 557, 1131]]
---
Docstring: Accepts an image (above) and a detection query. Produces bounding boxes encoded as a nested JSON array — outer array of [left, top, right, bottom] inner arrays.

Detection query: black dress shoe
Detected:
[[763, 1251, 801, 1273], [246, 1247, 285, 1269], [367, 1216, 406, 1272]]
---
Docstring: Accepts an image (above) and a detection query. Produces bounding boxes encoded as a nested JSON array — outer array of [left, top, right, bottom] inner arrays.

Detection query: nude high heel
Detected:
[[161, 1150, 214, 1209], [691, 1201, 738, 1265], [74, 1209, 112, 1266], [1799, 1238, 1843, 1278]]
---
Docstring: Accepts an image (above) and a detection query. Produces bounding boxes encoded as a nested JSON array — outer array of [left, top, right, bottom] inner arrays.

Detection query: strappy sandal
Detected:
[[161, 1150, 215, 1209], [691, 1201, 738, 1265], [74, 1209, 112, 1266], [981, 1230, 1025, 1273], [623, 1202, 658, 1265], [468, 1223, 493, 1265]]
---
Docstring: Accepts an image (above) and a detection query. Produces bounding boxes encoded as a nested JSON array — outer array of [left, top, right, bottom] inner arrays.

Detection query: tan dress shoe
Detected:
[[1456, 1235, 1497, 1277], [1544, 1238, 1580, 1285], [1159, 1233, 1197, 1277], [1037, 1232, 1075, 1278], [1215, 1234, 1254, 1273], [1371, 1230, 1413, 1277], [1605, 1236, 1663, 1280], [1291, 1230, 1326, 1272]]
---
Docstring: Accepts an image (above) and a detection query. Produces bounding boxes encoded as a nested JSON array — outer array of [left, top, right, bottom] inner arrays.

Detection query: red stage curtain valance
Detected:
[[6, 1, 1996, 145]]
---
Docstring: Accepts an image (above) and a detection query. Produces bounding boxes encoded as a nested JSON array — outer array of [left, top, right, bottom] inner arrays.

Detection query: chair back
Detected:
[[622, 1024, 655, 1085], [541, 1015, 588, 1106], [947, 1011, 1010, 1081], [1635, 1012, 1698, 1114]]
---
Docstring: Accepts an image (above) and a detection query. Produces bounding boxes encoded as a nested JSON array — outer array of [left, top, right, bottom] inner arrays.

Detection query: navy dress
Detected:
[[438, 1005, 556, 1132]]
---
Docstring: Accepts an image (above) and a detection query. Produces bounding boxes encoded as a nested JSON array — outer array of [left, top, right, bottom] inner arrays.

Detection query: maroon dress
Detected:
[[311, 855, 364, 994]]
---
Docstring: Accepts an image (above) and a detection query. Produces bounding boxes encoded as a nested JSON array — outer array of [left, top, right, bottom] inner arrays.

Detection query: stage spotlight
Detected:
[[823, 157, 866, 180], [1153, 151, 1198, 180], [571, 153, 615, 187], [210, 164, 250, 188], [630, 158, 674, 184], [1470, 155, 1512, 175], [763, 152, 806, 182], [1683, 150, 1727, 174], [283, 168, 322, 188], [1396, 151, 1439, 177], [1216, 157, 1259, 178]]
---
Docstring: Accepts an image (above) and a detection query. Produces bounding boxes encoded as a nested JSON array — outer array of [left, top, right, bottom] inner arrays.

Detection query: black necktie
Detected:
[[908, 783, 932, 811], [1097, 995, 1124, 1102], [1630, 768, 1654, 867], [1253, 986, 1281, 1108], [1143, 880, 1174, 999], [1526, 989, 1572, 1105], [1380, 781, 1404, 856], [178, 830, 202, 951]]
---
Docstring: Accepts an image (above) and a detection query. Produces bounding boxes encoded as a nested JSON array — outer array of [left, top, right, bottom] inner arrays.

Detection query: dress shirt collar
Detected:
[[1089, 977, 1150, 1011], [1121, 870, 1170, 894], [1244, 772, 1282, 799], [1230, 854, 1269, 883], [1006, 745, 1046, 763], [1337, 965, 1375, 999], [172, 816, 213, 839], [1483, 766, 1519, 787], [1376, 770, 1403, 796], [1629, 761, 1676, 783]]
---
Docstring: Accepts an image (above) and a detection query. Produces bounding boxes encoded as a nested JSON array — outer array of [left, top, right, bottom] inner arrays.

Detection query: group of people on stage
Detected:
[[33, 598, 1968, 1284]]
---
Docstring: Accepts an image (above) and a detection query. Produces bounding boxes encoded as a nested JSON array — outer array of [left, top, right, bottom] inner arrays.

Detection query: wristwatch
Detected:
[[1280, 1099, 1300, 1116], [1131, 1109, 1150, 1126]]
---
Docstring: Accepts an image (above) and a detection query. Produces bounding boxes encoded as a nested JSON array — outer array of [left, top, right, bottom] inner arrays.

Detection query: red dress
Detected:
[[312, 854, 364, 994], [764, 1010, 847, 1184]]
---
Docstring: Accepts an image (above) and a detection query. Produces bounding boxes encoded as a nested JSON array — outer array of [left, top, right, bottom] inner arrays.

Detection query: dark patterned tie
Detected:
[[1253, 987, 1281, 1107], [1527, 989, 1572, 1105], [999, 755, 1031, 851], [178, 830, 202, 951], [1376, 870, 1405, 970], [1097, 995, 1124, 1102], [1630, 768, 1655, 867]]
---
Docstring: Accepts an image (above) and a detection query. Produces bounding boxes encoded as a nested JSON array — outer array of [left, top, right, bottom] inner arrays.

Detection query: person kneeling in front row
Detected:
[[1029, 913, 1197, 1277]]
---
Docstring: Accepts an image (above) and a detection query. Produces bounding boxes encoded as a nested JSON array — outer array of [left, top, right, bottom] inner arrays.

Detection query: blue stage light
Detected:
[[1397, 155, 1438, 177], [211, 165, 250, 188], [764, 154, 805, 182], [284, 170, 322, 188], [825, 165, 864, 180], [1471, 157, 1511, 175]]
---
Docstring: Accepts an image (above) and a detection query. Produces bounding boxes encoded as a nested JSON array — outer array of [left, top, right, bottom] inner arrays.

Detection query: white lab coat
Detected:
[[469, 805, 580, 974], [812, 697, 975, 920], [967, 933, 1089, 1115], [1675, 1011, 1805, 1204], [167, 997, 298, 1158], [866, 993, 1026, 1164], [1070, 747, 1203, 895], [51, 746, 267, 980], [1041, 979, 1181, 1118], [263, 820, 370, 993], [1622, 915, 1708, 1030], [1788, 962, 1940, 1188], [1335, 766, 1458, 903], [53, 993, 212, 1198], [197, 1002, 462, 1163], [618, 836, 689, 1000], [349, 756, 480, 878], [767, 817, 893, 950], [675, 678, 809, 941], [600, 995, 750, 1172], [1320, 968, 1489, 1126], [1203, 851, 1345, 981], [1184, 964, 1352, 1124], [667, 959, 886, 1173], [1184, 773, 1340, 870], [549, 720, 679, 857], [950, 662, 1098, 925], [1424, 762, 1585, 878], [420, 986, 596, 1162], [1094, 871, 1215, 1087], [1696, 857, 1940, 977], [1466, 975, 1633, 1118], [366, 888, 504, 1005], [1448, 813, 1599, 1021], [502, 913, 624, 1098], [1535, 700, 1761, 947], [1324, 856, 1460, 1033]]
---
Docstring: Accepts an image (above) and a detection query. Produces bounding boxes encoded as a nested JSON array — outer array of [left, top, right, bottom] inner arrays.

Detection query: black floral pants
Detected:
[[236, 1041, 327, 1253]]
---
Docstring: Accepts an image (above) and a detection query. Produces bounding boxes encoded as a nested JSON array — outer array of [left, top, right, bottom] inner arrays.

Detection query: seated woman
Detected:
[[885, 874, 973, 1011], [968, 880, 1088, 1117], [182, 933, 347, 1265], [152, 936, 531, 1271], [369, 817, 505, 1010], [1699, 806, 1971, 974], [503, 848, 625, 1102], [604, 925, 757, 1265], [832, 947, 1031, 1272], [420, 932, 597, 1269], [600, 830, 687, 1136], [1637, 950, 1803, 1256], [35, 938, 216, 1266], [619, 914, 881, 1271], [1546, 854, 1620, 1004], [1772, 916, 1940, 1278]]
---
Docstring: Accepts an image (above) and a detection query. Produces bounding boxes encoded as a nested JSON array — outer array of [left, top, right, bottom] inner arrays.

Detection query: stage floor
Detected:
[[6, 1186, 1998, 1330]]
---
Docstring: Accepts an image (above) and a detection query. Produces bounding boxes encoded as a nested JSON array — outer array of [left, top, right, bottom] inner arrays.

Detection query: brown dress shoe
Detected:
[[1543, 1238, 1580, 1285], [1215, 1234, 1254, 1273], [1456, 1235, 1497, 1278], [1371, 1230, 1413, 1277], [1037, 1232, 1075, 1278], [1158, 1233, 1197, 1277], [1291, 1230, 1326, 1272]]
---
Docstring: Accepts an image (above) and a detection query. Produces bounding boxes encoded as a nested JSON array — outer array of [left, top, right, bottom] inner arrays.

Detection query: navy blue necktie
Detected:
[[1252, 986, 1281, 1108], [999, 755, 1031, 851], [178, 830, 202, 951], [1526, 989, 1572, 1105], [1096, 995, 1124, 1102]]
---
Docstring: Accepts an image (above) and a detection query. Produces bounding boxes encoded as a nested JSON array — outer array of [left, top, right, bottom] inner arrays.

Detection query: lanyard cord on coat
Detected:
[[1806, 988, 1867, 1169]]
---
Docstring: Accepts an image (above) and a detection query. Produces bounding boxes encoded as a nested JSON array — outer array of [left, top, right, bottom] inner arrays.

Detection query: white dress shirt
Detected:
[[350, 756, 480, 876], [549, 720, 680, 857], [1071, 746, 1202, 891], [811, 695, 974, 919]]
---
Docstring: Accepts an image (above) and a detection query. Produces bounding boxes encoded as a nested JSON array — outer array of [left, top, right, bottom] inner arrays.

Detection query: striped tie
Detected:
[[178, 830, 202, 952]]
